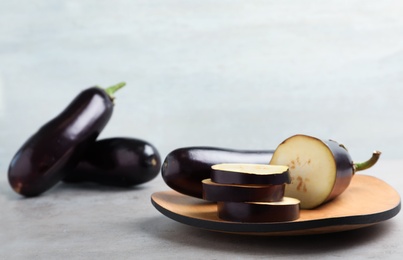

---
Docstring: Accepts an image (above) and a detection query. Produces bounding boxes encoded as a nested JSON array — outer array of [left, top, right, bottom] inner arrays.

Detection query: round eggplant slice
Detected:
[[211, 164, 290, 185], [217, 197, 300, 223], [202, 179, 285, 202]]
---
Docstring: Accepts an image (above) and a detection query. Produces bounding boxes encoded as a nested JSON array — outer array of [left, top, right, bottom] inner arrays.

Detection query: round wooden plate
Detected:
[[151, 175, 401, 236]]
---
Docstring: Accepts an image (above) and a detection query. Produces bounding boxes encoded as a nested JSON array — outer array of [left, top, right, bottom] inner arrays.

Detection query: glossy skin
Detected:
[[217, 199, 300, 223], [8, 87, 114, 197], [322, 139, 355, 202], [202, 179, 285, 202], [63, 138, 161, 186], [161, 147, 274, 198]]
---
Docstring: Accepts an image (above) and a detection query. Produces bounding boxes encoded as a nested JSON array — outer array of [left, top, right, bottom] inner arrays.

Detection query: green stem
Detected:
[[354, 150, 381, 172], [104, 82, 126, 98]]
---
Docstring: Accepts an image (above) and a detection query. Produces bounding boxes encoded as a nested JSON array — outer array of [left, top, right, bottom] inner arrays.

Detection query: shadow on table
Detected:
[[139, 215, 395, 256]]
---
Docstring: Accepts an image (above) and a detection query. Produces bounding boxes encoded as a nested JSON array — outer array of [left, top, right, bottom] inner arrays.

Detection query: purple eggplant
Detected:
[[8, 82, 125, 197], [63, 137, 161, 186], [269, 134, 381, 209], [161, 147, 274, 198]]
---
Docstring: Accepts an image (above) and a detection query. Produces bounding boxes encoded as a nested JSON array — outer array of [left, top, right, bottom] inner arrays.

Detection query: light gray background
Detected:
[[0, 1, 402, 259]]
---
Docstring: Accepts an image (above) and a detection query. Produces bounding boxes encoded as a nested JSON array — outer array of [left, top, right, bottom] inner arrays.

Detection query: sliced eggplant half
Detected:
[[269, 134, 381, 209]]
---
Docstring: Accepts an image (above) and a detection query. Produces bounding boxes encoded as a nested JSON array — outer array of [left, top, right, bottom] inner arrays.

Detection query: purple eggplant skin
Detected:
[[320, 138, 381, 203], [322, 139, 355, 202], [161, 147, 274, 198], [63, 138, 161, 186], [8, 83, 124, 197]]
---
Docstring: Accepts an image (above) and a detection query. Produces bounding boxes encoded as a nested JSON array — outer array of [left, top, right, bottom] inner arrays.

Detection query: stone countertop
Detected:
[[0, 160, 402, 259]]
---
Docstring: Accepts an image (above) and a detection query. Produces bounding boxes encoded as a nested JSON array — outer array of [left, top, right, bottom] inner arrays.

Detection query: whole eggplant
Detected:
[[63, 137, 161, 186], [8, 82, 125, 197], [161, 147, 274, 198]]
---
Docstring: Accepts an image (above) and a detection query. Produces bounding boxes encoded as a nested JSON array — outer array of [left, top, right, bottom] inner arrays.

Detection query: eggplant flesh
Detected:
[[211, 163, 290, 185]]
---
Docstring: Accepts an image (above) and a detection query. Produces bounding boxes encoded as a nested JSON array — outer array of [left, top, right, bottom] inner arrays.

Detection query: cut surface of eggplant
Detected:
[[211, 164, 290, 185], [271, 136, 338, 209]]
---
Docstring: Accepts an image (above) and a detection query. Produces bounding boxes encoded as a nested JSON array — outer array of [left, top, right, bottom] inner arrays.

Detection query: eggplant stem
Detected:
[[104, 82, 126, 99], [354, 150, 381, 172]]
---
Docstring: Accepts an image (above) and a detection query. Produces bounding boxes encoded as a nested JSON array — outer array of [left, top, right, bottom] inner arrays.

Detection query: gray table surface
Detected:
[[1, 1, 402, 259]]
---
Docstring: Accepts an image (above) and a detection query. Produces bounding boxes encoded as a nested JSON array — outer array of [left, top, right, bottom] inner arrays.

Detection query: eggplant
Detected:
[[217, 197, 300, 223], [161, 147, 274, 198], [210, 163, 290, 185], [202, 179, 285, 202], [63, 137, 161, 186], [269, 134, 381, 209], [8, 82, 125, 197]]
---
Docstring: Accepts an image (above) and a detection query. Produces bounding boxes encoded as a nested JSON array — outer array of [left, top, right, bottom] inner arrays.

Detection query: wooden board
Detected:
[[151, 175, 401, 236]]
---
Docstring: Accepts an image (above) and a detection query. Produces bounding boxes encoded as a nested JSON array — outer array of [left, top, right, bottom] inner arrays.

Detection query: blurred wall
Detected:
[[1, 1, 402, 176]]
